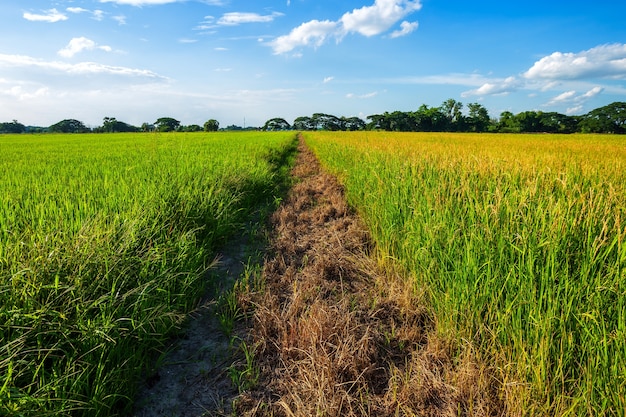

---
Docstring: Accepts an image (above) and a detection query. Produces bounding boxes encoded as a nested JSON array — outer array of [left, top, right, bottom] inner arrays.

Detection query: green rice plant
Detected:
[[304, 131, 626, 416], [0, 131, 297, 416]]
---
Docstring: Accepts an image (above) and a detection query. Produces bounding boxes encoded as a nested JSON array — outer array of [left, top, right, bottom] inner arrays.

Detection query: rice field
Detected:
[[304, 131, 626, 416], [0, 131, 297, 416]]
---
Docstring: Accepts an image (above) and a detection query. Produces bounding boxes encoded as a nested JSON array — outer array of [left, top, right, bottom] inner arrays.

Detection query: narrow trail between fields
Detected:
[[132, 136, 500, 416]]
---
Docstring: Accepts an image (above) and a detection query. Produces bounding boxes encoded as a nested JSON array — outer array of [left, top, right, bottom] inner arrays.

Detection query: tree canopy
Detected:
[[204, 119, 219, 132], [95, 117, 139, 133], [263, 118, 291, 131], [0, 120, 26, 134], [154, 117, 181, 132], [49, 119, 90, 133]]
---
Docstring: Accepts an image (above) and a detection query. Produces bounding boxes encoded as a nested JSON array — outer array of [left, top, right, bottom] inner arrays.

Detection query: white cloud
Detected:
[[0, 53, 164, 79], [179, 38, 198, 44], [341, 0, 421, 37], [271, 0, 421, 54], [323, 76, 334, 83], [67, 7, 89, 14], [461, 76, 521, 97], [217, 12, 283, 26], [524, 43, 626, 80], [23, 8, 68, 23], [58, 37, 113, 58], [547, 90, 577, 105], [390, 21, 418, 38], [270, 20, 339, 55], [546, 86, 604, 107], [582, 86, 604, 98]]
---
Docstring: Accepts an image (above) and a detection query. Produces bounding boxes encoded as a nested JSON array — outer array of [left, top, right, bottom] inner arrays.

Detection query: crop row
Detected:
[[0, 132, 297, 416], [304, 131, 626, 416]]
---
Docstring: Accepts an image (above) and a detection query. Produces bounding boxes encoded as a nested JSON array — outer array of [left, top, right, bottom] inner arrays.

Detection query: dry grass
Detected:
[[234, 137, 503, 416]]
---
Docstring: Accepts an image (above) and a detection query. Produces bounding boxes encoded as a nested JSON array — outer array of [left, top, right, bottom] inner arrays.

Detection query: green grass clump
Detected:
[[0, 131, 297, 416], [305, 131, 626, 416]]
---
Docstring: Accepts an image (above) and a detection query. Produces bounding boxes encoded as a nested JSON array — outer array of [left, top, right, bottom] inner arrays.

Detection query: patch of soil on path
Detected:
[[131, 235, 264, 416], [235, 138, 502, 416]]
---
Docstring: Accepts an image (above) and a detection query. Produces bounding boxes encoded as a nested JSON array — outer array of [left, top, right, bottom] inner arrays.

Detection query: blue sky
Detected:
[[1, 0, 625, 128]]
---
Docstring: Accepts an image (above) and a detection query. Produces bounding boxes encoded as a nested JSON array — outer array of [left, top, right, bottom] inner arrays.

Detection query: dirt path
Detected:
[[131, 229, 265, 416], [132, 137, 499, 416], [235, 139, 499, 416]]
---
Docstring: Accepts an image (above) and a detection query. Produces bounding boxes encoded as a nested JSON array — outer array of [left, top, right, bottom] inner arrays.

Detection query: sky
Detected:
[[1, 0, 625, 128]]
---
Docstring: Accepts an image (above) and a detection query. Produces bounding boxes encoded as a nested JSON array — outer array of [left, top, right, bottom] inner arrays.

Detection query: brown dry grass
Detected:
[[234, 137, 503, 416]]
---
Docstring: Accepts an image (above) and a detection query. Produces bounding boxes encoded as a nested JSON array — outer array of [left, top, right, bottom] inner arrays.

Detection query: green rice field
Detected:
[[0, 131, 297, 416], [305, 131, 625, 416], [2, 130, 625, 416]]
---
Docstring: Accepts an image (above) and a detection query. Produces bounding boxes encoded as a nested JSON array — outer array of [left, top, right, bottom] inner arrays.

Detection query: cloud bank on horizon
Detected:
[[2, 0, 625, 126]]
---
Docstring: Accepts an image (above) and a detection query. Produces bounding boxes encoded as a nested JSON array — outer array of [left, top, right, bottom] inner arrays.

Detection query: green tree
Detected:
[[580, 102, 626, 133], [262, 118, 291, 131], [0, 120, 26, 134], [466, 103, 491, 132], [203, 119, 219, 132], [413, 105, 447, 131], [341, 116, 366, 131], [182, 124, 203, 132], [154, 117, 180, 132], [496, 111, 520, 133], [49, 119, 90, 133], [441, 98, 464, 131], [99, 117, 139, 133], [293, 116, 315, 131], [310, 113, 342, 131]]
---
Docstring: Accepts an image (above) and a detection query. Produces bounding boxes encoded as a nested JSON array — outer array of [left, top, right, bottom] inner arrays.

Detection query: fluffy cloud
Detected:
[[390, 21, 418, 38], [271, 0, 421, 54], [547, 86, 604, 107], [23, 9, 68, 23], [217, 12, 283, 26], [546, 90, 577, 105], [58, 37, 113, 58], [341, 0, 421, 37], [461, 76, 521, 97], [271, 20, 339, 55], [524, 43, 626, 80], [67, 7, 89, 14]]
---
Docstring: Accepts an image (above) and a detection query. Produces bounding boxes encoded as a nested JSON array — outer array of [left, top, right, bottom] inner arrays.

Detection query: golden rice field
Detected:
[[304, 131, 625, 416], [0, 131, 297, 416]]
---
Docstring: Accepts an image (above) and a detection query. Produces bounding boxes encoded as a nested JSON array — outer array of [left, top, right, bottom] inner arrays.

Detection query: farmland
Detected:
[[304, 131, 626, 416], [0, 131, 297, 416], [1, 130, 625, 416]]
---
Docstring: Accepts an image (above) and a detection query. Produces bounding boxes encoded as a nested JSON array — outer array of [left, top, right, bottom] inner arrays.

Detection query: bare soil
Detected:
[[132, 137, 501, 416]]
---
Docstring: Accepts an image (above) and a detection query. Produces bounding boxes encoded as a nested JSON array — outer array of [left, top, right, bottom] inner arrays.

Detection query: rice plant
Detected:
[[0, 131, 297, 416], [305, 131, 626, 416]]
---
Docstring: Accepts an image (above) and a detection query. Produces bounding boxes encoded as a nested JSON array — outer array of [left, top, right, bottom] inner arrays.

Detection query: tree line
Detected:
[[2, 100, 625, 134], [262, 100, 626, 134]]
